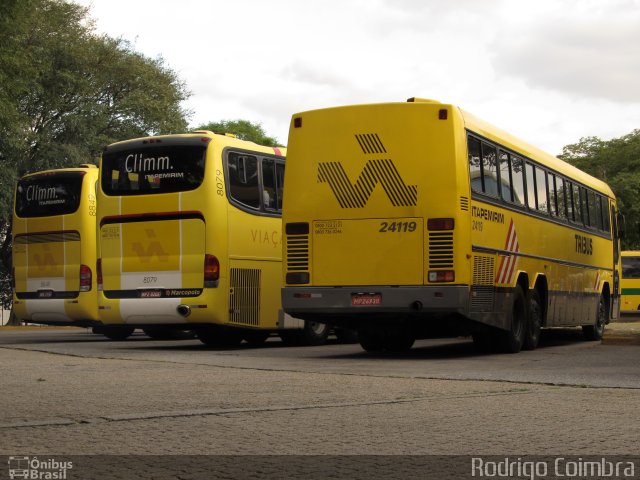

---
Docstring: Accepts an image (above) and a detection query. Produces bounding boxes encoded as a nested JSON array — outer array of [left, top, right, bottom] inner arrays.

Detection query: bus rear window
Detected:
[[15, 172, 84, 218], [101, 145, 205, 195], [622, 256, 640, 279]]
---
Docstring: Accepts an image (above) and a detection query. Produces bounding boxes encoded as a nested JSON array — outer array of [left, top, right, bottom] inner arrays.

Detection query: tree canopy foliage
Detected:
[[0, 0, 191, 308], [196, 120, 281, 147], [559, 129, 640, 249]]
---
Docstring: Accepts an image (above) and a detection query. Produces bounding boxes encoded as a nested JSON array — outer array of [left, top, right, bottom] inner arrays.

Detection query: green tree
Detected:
[[560, 130, 640, 249], [0, 0, 191, 312], [196, 120, 282, 147]]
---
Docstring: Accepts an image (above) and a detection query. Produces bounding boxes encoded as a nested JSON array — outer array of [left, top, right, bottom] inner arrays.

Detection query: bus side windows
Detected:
[[276, 162, 285, 211], [228, 153, 260, 209], [468, 136, 482, 194], [509, 155, 525, 206], [554, 176, 568, 220], [262, 159, 278, 211], [535, 167, 549, 214], [467, 135, 499, 198], [525, 162, 536, 209], [481, 143, 499, 197]]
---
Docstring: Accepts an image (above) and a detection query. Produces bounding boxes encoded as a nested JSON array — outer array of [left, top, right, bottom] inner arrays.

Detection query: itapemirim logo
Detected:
[[317, 134, 417, 208], [8, 456, 73, 479]]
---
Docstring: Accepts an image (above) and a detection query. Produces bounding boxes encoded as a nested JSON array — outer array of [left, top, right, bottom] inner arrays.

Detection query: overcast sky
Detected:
[[75, 0, 640, 155]]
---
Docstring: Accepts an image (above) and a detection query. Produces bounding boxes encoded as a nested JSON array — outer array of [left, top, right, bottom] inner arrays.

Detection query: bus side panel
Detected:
[[226, 205, 282, 329]]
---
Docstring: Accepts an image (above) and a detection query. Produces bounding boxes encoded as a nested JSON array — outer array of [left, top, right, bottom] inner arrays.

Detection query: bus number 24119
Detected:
[[379, 221, 417, 233]]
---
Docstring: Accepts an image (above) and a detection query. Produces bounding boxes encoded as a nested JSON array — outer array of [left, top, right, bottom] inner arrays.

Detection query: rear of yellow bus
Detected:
[[621, 251, 640, 316], [97, 132, 288, 344], [97, 134, 222, 339], [282, 99, 472, 350], [12, 166, 99, 326]]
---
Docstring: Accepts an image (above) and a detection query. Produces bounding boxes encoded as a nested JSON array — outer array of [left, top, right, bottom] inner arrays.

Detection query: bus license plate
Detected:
[[139, 290, 162, 298], [38, 290, 53, 298], [351, 293, 381, 306]]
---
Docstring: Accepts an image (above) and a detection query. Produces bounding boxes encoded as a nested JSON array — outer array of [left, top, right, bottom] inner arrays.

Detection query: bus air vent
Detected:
[[460, 196, 469, 211], [286, 234, 309, 273], [428, 232, 454, 269], [229, 268, 261, 326], [471, 255, 495, 311]]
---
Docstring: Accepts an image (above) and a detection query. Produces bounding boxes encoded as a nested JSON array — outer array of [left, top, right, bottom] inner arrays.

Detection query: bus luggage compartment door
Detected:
[[311, 218, 424, 286], [100, 218, 205, 293]]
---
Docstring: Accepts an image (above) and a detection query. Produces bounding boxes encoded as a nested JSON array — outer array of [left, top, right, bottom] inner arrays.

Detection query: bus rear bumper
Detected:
[[282, 285, 469, 316]]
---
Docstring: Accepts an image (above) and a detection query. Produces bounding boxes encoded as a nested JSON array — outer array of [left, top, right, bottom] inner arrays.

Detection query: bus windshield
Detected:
[[101, 145, 206, 196], [15, 172, 84, 218]]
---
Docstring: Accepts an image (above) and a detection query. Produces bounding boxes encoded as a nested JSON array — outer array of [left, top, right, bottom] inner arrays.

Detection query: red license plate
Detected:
[[351, 293, 381, 306], [139, 290, 162, 298]]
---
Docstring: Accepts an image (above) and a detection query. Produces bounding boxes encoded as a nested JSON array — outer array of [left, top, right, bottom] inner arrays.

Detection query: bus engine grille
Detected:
[[229, 268, 261, 326], [428, 232, 454, 269]]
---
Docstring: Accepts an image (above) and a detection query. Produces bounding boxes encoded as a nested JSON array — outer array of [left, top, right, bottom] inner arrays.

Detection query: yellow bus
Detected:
[[12, 165, 100, 327], [282, 98, 622, 353], [96, 130, 330, 345], [621, 251, 640, 316]]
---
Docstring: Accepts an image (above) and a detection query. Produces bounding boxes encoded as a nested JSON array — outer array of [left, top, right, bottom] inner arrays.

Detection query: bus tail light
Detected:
[[80, 264, 92, 292], [204, 254, 220, 288], [428, 270, 455, 283], [427, 218, 455, 230], [96, 259, 103, 291]]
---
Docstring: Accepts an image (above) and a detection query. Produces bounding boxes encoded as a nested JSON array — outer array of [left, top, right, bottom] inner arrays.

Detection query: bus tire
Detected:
[[383, 329, 415, 353], [499, 285, 526, 353], [357, 329, 385, 353], [334, 327, 358, 344], [279, 320, 329, 346], [143, 327, 195, 340], [523, 289, 542, 350], [303, 320, 329, 345], [197, 326, 243, 347], [583, 295, 607, 341], [99, 326, 135, 341], [243, 330, 270, 346]]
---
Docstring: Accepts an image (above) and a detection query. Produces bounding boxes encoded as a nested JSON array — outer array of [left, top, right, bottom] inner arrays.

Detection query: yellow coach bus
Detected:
[[12, 165, 99, 327], [621, 251, 640, 316], [282, 98, 622, 353], [97, 131, 330, 345]]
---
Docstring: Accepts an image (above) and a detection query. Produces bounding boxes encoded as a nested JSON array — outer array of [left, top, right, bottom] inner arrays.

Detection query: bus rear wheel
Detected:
[[197, 325, 243, 347], [583, 295, 607, 341], [243, 330, 270, 346], [94, 326, 135, 341], [498, 285, 526, 353], [280, 320, 329, 346], [143, 327, 195, 340], [357, 328, 385, 353], [523, 289, 542, 350]]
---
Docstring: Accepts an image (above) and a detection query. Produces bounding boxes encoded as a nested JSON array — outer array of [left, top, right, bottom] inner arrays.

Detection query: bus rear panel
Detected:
[[13, 167, 99, 326]]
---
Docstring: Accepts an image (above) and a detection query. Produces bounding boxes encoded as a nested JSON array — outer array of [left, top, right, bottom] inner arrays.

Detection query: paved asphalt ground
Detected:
[[0, 320, 638, 479]]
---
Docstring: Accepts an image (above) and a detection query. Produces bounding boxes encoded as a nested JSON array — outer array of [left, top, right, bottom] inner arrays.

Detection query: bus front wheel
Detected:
[[583, 295, 607, 341]]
